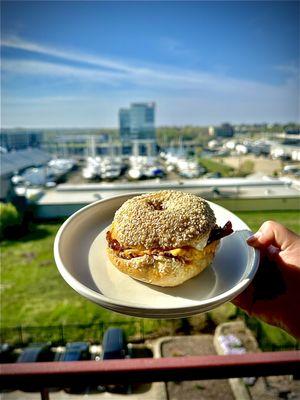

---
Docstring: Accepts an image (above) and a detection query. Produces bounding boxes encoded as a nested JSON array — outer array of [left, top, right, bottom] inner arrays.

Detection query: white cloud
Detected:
[[1, 36, 299, 126], [1, 59, 127, 84], [2, 35, 298, 95], [1, 36, 139, 74], [274, 62, 299, 76], [3, 95, 92, 105]]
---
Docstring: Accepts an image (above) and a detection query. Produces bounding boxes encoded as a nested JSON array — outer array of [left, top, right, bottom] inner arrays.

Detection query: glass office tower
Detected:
[[119, 102, 156, 141], [130, 103, 155, 140], [119, 102, 156, 155]]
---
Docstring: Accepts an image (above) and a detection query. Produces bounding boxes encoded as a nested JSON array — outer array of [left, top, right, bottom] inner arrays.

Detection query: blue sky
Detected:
[[1, 1, 299, 128]]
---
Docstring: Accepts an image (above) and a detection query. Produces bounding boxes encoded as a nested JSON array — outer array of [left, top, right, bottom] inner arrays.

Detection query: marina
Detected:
[[1, 124, 299, 221], [2, 139, 299, 219]]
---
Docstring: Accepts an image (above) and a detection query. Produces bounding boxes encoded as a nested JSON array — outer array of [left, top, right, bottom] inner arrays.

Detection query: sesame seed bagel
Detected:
[[110, 190, 216, 249], [106, 191, 219, 287]]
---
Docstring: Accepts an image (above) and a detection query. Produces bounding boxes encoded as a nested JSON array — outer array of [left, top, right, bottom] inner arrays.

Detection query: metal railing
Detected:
[[1, 351, 299, 399]]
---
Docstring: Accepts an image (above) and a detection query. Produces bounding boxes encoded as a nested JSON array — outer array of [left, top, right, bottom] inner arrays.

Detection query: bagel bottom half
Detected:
[[107, 240, 219, 287]]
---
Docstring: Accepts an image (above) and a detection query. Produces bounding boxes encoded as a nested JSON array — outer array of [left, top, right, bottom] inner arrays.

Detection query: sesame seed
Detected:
[[112, 190, 216, 249]]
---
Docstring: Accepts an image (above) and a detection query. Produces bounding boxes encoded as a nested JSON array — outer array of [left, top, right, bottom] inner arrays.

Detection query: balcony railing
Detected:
[[1, 351, 299, 399]]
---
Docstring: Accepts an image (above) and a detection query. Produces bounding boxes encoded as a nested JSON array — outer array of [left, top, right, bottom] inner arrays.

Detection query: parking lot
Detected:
[[1, 327, 167, 400]]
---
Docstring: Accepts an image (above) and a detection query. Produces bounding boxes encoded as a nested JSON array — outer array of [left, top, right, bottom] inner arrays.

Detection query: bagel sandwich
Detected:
[[106, 191, 233, 287]]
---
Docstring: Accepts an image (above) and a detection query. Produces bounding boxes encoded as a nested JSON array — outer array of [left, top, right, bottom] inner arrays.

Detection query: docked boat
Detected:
[[127, 156, 145, 180], [100, 157, 122, 180], [11, 157, 77, 187], [164, 148, 204, 178], [47, 158, 77, 182], [13, 167, 49, 186], [82, 157, 101, 180], [177, 159, 205, 179], [127, 156, 165, 180]]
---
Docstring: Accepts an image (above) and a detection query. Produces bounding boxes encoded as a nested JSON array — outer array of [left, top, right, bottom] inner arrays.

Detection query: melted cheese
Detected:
[[121, 241, 218, 262], [168, 241, 218, 260]]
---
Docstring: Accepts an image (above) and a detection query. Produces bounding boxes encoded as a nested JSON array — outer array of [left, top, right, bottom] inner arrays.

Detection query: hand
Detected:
[[232, 220, 300, 339]]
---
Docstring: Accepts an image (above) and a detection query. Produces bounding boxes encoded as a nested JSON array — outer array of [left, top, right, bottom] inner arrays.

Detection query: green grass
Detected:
[[240, 312, 299, 351], [1, 224, 133, 327], [235, 210, 300, 233], [198, 157, 255, 177], [198, 157, 234, 177], [258, 322, 298, 350], [1, 210, 299, 348]]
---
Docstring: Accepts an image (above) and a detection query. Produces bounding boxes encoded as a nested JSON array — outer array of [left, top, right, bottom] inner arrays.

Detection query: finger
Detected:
[[247, 220, 298, 251]]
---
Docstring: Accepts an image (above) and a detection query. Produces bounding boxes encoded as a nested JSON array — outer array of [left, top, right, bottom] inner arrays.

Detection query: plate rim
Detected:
[[54, 193, 260, 317]]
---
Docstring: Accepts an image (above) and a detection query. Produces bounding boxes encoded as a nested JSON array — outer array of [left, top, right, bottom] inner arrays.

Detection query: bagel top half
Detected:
[[110, 190, 216, 250]]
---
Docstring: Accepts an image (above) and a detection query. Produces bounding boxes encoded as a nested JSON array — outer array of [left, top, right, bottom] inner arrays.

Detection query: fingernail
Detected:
[[247, 231, 262, 243]]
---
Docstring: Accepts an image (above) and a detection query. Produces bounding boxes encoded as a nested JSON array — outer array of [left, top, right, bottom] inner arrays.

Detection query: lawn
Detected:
[[198, 156, 255, 177], [236, 210, 300, 233], [1, 210, 299, 348], [1, 223, 132, 327], [198, 157, 234, 177]]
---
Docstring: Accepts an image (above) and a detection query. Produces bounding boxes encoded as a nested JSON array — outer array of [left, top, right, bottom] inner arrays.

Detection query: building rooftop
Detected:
[[0, 149, 51, 176], [34, 176, 300, 219]]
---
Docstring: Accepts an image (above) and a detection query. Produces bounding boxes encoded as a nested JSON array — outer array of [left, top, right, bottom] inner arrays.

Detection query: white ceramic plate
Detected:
[[54, 193, 259, 318]]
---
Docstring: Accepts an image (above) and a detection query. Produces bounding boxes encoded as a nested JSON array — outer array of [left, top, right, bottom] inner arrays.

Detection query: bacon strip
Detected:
[[207, 221, 233, 245], [106, 231, 124, 251]]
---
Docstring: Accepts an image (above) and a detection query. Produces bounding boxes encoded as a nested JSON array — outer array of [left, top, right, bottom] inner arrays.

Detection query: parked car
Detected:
[[16, 343, 54, 392], [100, 328, 130, 394], [58, 342, 90, 394], [17, 343, 54, 363], [283, 165, 300, 176], [204, 172, 222, 179], [57, 341, 90, 362], [101, 327, 127, 360]]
